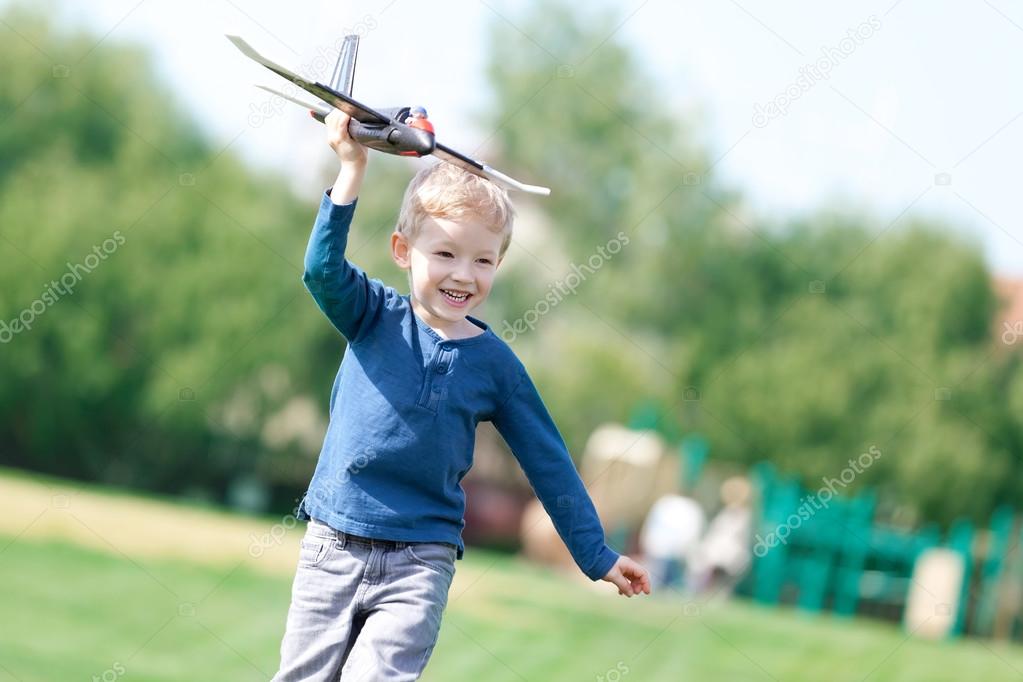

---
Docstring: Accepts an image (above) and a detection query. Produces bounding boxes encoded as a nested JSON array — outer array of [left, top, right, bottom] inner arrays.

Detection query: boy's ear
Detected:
[[391, 231, 411, 269]]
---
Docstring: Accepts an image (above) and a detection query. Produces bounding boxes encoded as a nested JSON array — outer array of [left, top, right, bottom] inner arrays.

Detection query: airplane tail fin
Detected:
[[330, 35, 359, 96]]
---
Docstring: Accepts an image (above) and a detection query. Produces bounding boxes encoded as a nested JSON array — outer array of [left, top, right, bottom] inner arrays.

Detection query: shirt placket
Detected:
[[417, 343, 453, 412]]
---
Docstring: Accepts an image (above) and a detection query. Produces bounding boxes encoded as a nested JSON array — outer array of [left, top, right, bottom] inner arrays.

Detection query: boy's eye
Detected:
[[436, 251, 453, 258], [478, 258, 493, 264]]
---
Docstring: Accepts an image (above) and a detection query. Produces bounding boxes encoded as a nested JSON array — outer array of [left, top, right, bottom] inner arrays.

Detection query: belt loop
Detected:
[[336, 529, 347, 549]]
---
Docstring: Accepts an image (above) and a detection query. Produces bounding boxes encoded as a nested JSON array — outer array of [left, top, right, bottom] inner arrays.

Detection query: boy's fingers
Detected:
[[325, 109, 351, 134], [611, 573, 634, 597], [607, 558, 653, 597], [622, 562, 651, 594], [337, 112, 351, 137]]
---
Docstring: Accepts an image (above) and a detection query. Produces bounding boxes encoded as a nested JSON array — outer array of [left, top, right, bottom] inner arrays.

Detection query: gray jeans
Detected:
[[271, 518, 457, 681]]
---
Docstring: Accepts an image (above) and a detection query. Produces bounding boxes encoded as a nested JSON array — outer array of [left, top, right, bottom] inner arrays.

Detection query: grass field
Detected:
[[3, 470, 1023, 681]]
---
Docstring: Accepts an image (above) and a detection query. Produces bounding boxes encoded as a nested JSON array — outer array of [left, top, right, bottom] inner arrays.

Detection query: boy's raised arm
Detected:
[[302, 111, 387, 343]]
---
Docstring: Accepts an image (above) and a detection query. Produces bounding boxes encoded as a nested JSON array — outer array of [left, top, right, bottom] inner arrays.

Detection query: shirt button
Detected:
[[436, 364, 448, 374]]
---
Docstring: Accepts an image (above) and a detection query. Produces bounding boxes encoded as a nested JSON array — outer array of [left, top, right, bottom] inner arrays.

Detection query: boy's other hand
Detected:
[[602, 555, 652, 597], [326, 109, 368, 167]]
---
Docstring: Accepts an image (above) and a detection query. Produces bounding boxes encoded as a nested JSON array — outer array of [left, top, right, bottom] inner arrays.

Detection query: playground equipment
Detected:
[[741, 462, 1023, 640]]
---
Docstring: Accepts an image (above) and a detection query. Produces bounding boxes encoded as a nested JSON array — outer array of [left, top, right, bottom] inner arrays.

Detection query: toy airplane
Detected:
[[226, 34, 551, 196]]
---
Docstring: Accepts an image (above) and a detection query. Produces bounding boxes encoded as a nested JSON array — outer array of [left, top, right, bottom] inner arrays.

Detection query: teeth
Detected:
[[442, 289, 469, 301]]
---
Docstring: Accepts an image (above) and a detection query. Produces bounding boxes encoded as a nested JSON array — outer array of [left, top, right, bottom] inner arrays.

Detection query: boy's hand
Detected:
[[602, 555, 651, 597], [326, 109, 368, 167]]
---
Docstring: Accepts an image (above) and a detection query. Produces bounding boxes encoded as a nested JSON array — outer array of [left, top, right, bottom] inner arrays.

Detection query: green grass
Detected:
[[4, 535, 1023, 681]]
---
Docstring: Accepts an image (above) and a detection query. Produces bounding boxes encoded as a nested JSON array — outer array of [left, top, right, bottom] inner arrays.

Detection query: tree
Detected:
[[0, 6, 409, 504], [480, 0, 1023, 525]]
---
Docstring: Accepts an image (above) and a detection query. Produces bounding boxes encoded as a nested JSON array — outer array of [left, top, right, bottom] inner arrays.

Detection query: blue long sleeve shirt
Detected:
[[294, 189, 619, 581]]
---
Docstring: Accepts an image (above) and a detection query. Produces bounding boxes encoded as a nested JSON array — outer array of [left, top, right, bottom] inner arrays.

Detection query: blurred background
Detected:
[[2, 0, 1023, 680]]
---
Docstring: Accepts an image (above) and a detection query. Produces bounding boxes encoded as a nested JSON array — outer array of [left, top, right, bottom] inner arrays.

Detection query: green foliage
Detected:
[[0, 6, 408, 499], [482, 1, 1023, 525]]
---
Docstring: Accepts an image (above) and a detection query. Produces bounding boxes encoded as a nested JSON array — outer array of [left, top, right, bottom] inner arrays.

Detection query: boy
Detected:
[[272, 110, 650, 681]]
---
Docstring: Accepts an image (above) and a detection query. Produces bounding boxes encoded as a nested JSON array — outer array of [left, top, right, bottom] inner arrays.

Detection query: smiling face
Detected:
[[392, 163, 515, 338], [391, 214, 505, 338]]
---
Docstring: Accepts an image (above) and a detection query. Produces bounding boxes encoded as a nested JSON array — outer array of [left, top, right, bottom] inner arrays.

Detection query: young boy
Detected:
[[272, 110, 650, 681]]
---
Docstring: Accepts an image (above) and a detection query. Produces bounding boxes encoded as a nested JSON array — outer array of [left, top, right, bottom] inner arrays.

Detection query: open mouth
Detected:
[[440, 288, 472, 306]]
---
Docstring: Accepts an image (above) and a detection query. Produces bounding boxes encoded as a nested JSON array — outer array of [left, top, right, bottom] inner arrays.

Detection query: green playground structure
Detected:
[[737, 462, 1022, 640]]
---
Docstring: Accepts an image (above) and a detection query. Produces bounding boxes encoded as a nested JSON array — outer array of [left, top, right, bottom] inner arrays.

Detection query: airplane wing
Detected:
[[433, 144, 551, 195], [227, 34, 389, 125], [227, 34, 551, 196]]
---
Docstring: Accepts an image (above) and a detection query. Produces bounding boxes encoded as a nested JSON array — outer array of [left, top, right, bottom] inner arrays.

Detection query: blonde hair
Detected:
[[396, 162, 515, 258]]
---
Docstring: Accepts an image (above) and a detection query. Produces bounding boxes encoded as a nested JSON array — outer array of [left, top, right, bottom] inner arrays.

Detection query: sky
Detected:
[[15, 0, 1023, 275]]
